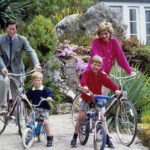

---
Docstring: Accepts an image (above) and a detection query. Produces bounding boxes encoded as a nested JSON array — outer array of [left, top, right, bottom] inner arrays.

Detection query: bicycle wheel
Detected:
[[93, 123, 106, 150], [79, 123, 90, 145], [37, 125, 46, 142], [17, 97, 28, 136], [22, 128, 34, 148], [71, 93, 82, 126], [115, 99, 137, 146], [0, 116, 7, 134]]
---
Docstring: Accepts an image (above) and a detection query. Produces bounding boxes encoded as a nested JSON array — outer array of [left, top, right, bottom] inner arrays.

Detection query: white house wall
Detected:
[[101, 2, 150, 44]]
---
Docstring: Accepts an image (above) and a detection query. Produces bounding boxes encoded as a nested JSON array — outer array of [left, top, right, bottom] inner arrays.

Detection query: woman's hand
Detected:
[[83, 86, 89, 93], [131, 72, 136, 77], [47, 97, 53, 102], [115, 90, 121, 95]]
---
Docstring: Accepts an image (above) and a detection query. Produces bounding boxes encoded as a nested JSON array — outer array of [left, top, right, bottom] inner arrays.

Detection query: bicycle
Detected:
[[0, 70, 34, 136], [22, 98, 47, 149], [71, 74, 137, 148]]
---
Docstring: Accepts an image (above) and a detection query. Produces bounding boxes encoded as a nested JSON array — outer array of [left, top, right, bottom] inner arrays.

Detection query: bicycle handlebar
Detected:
[[7, 70, 35, 77], [109, 74, 136, 80], [24, 97, 48, 108]]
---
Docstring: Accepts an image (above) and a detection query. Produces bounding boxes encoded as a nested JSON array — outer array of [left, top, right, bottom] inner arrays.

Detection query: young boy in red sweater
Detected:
[[71, 55, 121, 148]]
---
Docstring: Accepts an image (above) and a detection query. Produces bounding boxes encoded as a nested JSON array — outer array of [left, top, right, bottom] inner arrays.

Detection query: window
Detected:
[[129, 8, 137, 37], [145, 10, 150, 44], [109, 6, 123, 21]]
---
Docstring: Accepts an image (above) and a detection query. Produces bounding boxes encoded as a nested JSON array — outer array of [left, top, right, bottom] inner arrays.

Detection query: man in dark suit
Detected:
[[0, 19, 42, 114]]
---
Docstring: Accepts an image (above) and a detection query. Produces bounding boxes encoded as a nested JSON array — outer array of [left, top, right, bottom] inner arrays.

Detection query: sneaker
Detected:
[[47, 136, 53, 147], [71, 138, 77, 147], [106, 135, 115, 149]]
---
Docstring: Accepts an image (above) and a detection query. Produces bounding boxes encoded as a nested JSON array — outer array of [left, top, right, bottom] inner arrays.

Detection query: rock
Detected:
[[56, 103, 72, 114], [55, 3, 126, 39], [55, 14, 82, 36]]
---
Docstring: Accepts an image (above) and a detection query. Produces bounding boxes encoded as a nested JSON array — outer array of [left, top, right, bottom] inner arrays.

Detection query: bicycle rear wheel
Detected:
[[22, 128, 34, 148], [115, 99, 137, 146], [0, 116, 7, 134], [79, 123, 90, 145], [71, 93, 82, 126], [93, 123, 106, 150], [17, 97, 28, 136]]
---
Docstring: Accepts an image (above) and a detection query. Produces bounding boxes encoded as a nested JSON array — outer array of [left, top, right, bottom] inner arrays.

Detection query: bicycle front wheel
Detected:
[[93, 123, 106, 150], [79, 123, 90, 145], [17, 97, 28, 136], [0, 116, 7, 134], [22, 128, 34, 148], [71, 93, 82, 126], [115, 99, 137, 146]]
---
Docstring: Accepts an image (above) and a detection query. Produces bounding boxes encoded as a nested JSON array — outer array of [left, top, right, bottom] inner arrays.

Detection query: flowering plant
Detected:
[[75, 58, 88, 76], [55, 40, 77, 57]]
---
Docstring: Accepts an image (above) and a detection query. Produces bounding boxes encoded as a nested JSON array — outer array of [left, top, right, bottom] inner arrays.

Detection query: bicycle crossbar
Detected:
[[93, 95, 111, 99]]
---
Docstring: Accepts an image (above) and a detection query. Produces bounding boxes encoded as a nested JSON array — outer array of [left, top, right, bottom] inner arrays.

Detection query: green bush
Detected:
[[25, 15, 57, 62]]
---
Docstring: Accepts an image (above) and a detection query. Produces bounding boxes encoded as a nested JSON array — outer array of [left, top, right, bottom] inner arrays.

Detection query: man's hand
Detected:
[[34, 65, 42, 72], [115, 90, 121, 95], [1, 68, 8, 77], [47, 97, 53, 102]]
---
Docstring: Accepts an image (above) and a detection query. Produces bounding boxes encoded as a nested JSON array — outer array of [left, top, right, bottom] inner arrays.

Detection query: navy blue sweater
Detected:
[[26, 86, 54, 110]]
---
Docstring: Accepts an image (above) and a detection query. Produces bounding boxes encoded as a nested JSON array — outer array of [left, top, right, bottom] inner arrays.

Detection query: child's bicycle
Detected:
[[22, 98, 47, 149], [0, 70, 34, 136], [71, 74, 137, 149]]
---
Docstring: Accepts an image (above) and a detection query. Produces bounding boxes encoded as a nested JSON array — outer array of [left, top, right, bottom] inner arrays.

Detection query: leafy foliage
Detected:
[[25, 15, 57, 62], [0, 0, 33, 28]]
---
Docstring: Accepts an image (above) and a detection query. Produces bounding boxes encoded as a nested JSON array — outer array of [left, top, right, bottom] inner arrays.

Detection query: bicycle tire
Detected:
[[22, 128, 34, 148], [71, 93, 82, 126], [93, 123, 106, 150], [0, 116, 7, 134], [115, 99, 137, 146], [17, 97, 28, 136], [79, 123, 90, 145]]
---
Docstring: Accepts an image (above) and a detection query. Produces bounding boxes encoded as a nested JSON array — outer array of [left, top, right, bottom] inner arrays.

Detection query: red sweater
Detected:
[[80, 70, 118, 101]]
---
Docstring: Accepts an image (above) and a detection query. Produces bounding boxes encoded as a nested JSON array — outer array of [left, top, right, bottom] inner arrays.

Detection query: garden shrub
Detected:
[[25, 15, 57, 62]]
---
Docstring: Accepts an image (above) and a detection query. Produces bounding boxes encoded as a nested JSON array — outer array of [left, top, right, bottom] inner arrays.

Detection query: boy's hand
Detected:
[[47, 97, 53, 102], [83, 86, 89, 93], [131, 72, 136, 77], [22, 94, 27, 99], [115, 90, 121, 95]]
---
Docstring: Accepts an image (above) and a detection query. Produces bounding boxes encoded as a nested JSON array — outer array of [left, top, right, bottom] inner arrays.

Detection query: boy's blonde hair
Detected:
[[31, 72, 43, 81], [91, 55, 103, 64], [97, 22, 113, 37]]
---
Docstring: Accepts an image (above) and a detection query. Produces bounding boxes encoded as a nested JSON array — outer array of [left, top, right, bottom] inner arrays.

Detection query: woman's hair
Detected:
[[96, 22, 113, 37], [91, 55, 103, 64], [31, 72, 43, 81]]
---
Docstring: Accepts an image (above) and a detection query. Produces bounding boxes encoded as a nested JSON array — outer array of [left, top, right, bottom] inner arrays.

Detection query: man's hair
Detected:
[[31, 72, 43, 81], [91, 55, 103, 64], [5, 19, 18, 29], [97, 22, 113, 37]]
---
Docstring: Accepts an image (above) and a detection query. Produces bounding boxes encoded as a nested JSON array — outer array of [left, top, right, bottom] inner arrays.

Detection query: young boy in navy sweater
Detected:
[[26, 72, 54, 147], [71, 55, 121, 148]]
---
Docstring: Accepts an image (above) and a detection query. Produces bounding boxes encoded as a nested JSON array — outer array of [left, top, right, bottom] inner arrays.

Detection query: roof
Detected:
[[99, 0, 150, 2]]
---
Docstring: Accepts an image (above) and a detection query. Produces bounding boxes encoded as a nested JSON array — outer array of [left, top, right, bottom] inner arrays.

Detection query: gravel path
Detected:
[[0, 114, 148, 150]]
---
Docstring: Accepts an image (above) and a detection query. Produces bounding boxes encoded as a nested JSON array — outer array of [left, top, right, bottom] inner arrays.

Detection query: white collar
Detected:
[[32, 85, 44, 91]]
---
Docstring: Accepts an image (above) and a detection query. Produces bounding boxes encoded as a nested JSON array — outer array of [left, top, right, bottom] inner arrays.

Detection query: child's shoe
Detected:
[[71, 138, 77, 147], [106, 135, 114, 148], [47, 136, 53, 147]]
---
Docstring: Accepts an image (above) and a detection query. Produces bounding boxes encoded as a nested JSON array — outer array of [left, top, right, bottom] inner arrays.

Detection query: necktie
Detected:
[[8, 38, 12, 70]]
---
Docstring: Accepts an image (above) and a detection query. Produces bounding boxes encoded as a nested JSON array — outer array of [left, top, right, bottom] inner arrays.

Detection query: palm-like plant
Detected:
[[0, 0, 33, 28], [107, 62, 150, 128]]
